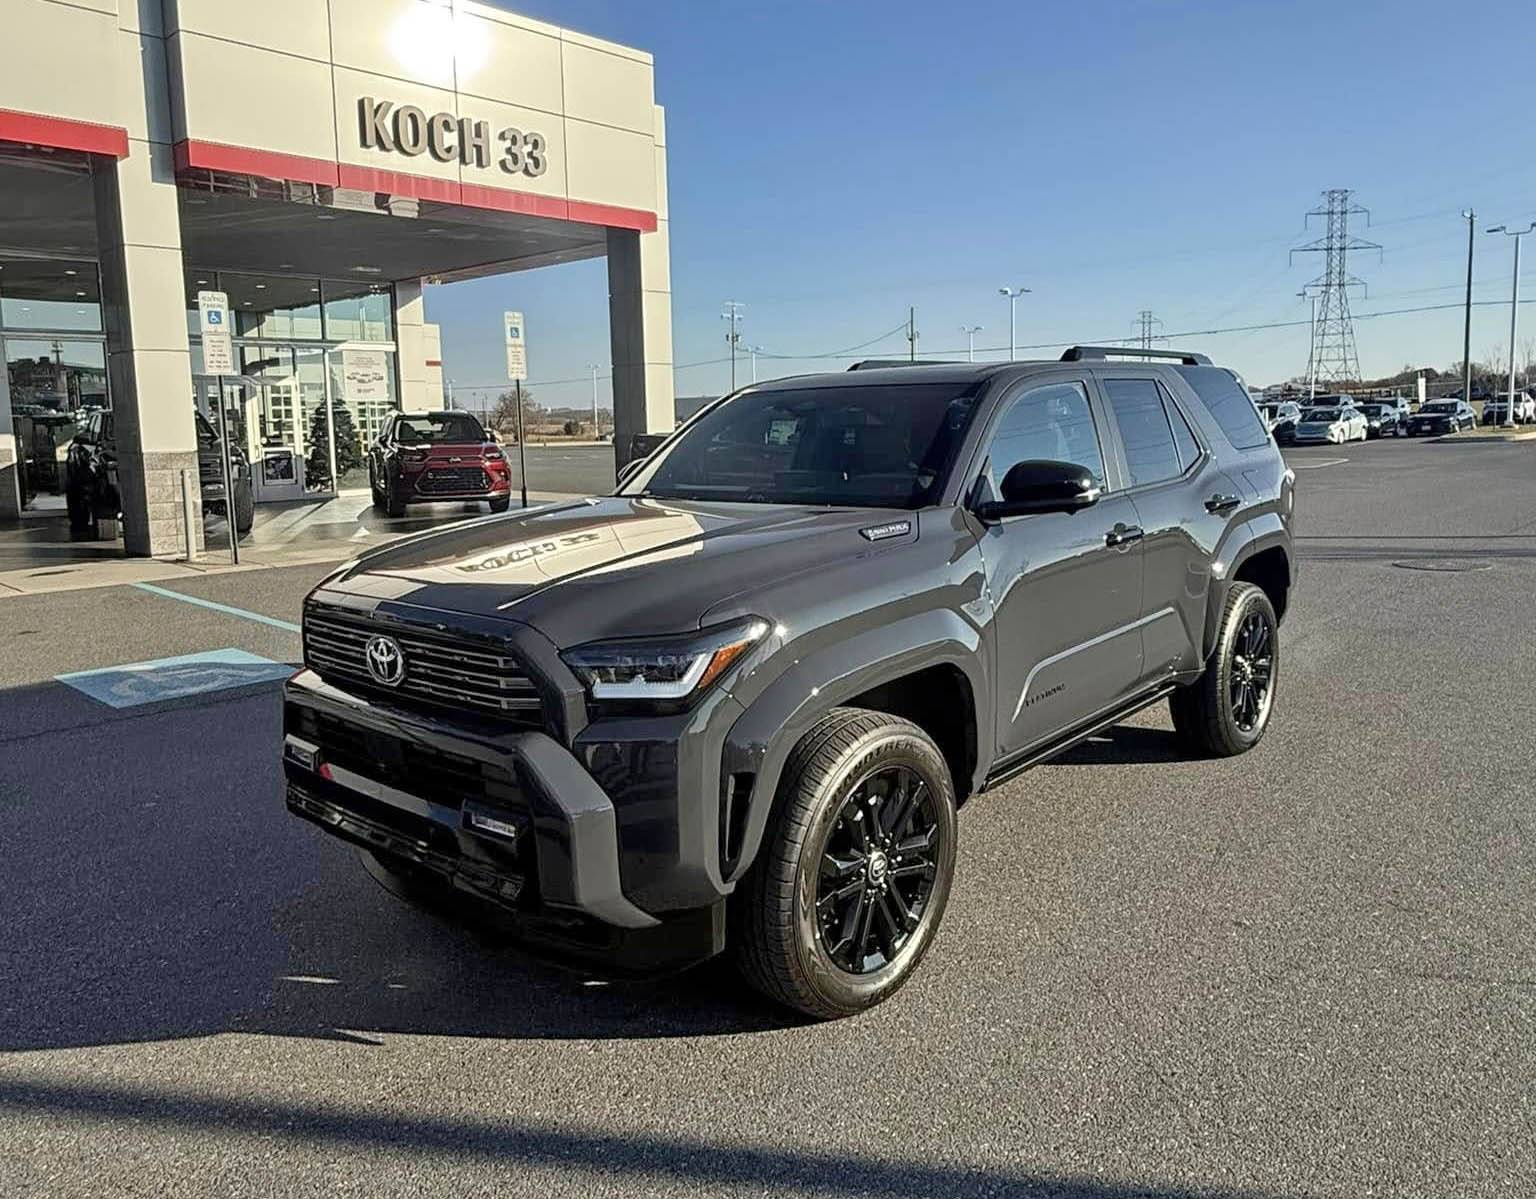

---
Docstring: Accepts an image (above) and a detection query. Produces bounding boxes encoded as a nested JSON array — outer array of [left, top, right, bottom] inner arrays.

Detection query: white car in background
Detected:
[[1292, 404, 1368, 444], [1481, 392, 1536, 425]]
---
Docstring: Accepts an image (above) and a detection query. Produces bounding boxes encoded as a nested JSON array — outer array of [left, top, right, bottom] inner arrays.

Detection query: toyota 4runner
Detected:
[[283, 347, 1295, 1019]]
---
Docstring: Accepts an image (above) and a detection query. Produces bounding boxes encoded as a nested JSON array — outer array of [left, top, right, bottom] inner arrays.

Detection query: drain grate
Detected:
[[1391, 559, 1494, 573]]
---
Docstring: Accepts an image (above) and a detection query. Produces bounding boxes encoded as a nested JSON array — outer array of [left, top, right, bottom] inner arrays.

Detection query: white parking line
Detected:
[[1291, 457, 1349, 469]]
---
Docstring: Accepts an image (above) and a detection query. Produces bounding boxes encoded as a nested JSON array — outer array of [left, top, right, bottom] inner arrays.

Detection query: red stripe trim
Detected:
[[176, 139, 340, 187], [0, 108, 128, 158], [424, 359, 443, 367], [566, 198, 658, 233], [458, 181, 568, 221], [337, 163, 461, 204], [174, 138, 657, 231]]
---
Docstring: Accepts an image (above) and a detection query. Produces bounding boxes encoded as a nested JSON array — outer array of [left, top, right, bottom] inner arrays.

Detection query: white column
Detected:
[[95, 11, 199, 557], [394, 279, 430, 413]]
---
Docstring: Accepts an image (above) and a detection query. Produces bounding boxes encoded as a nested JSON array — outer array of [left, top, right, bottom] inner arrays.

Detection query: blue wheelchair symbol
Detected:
[[206, 310, 224, 325]]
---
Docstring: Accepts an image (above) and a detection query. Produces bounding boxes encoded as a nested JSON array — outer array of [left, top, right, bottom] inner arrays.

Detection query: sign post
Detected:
[[198, 290, 239, 563], [505, 311, 529, 509]]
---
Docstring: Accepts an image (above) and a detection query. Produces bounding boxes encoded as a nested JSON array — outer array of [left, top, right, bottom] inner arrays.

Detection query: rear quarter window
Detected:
[[1174, 366, 1271, 451]]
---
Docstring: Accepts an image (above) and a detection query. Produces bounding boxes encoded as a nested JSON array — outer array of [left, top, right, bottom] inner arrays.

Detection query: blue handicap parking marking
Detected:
[[56, 648, 294, 709]]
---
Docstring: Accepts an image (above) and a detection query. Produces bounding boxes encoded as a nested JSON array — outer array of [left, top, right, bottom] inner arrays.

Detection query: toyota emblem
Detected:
[[364, 635, 406, 687]]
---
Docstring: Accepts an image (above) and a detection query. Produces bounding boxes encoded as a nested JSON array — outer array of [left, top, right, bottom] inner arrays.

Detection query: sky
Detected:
[[429, 0, 1536, 414]]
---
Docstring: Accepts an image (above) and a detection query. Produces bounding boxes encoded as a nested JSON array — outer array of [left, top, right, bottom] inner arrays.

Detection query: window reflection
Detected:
[[0, 258, 103, 332], [5, 338, 108, 415], [322, 280, 394, 342]]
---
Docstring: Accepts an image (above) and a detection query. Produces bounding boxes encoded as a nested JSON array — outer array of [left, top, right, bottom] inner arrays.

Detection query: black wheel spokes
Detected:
[[1230, 611, 1275, 733], [815, 766, 942, 975]]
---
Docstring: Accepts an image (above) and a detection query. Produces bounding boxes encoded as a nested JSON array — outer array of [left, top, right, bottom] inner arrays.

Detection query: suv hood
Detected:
[[321, 496, 918, 645]]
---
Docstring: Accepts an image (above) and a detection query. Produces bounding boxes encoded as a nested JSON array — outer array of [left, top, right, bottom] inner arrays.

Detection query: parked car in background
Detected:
[[1292, 403, 1367, 444], [1380, 396, 1414, 427], [1480, 391, 1536, 425], [368, 410, 513, 517], [1406, 400, 1477, 436], [1355, 402, 1403, 439], [1260, 400, 1303, 443]]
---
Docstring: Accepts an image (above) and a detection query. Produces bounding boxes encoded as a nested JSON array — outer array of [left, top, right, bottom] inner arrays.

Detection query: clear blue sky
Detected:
[[430, 0, 1536, 413]]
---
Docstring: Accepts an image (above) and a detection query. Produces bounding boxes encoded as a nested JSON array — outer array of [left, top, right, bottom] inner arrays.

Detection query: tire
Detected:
[[1169, 582, 1279, 758], [232, 477, 255, 535], [488, 496, 511, 513], [733, 707, 958, 1020], [370, 467, 387, 513], [384, 473, 407, 518]]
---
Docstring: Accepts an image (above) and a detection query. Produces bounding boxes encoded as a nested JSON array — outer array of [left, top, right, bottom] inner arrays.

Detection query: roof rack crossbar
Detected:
[[1060, 345, 1212, 366]]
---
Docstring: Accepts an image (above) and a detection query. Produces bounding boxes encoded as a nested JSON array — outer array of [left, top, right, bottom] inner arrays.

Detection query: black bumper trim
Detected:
[[284, 672, 659, 931]]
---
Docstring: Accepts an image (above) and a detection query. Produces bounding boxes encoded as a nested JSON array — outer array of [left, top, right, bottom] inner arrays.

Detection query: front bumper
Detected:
[[282, 670, 726, 970]]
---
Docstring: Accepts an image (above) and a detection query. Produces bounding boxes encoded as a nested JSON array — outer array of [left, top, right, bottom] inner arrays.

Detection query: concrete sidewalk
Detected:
[[0, 489, 582, 597]]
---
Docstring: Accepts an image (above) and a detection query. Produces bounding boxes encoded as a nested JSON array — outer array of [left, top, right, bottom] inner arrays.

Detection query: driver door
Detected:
[[972, 377, 1146, 760]]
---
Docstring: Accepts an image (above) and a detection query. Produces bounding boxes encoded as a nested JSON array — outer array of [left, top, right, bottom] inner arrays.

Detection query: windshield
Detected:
[[396, 413, 487, 443], [1422, 402, 1456, 414], [1358, 404, 1382, 415], [620, 381, 983, 508], [1305, 409, 1341, 421]]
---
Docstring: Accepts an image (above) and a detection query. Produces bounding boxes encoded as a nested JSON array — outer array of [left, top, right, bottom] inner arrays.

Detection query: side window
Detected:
[[1162, 383, 1202, 471], [1176, 365, 1270, 450], [1102, 378, 1182, 488], [984, 381, 1105, 493]]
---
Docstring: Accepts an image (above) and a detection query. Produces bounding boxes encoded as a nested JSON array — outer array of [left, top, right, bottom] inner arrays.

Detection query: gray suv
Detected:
[[283, 346, 1295, 1019]]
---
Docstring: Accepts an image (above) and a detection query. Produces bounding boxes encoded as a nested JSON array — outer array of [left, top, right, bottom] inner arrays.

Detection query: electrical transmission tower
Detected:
[[1133, 309, 1163, 356], [1290, 189, 1381, 386]]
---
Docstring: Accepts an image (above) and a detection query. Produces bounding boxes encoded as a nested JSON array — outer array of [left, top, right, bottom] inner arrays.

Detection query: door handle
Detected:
[[1105, 523, 1144, 548], [1204, 493, 1240, 514]]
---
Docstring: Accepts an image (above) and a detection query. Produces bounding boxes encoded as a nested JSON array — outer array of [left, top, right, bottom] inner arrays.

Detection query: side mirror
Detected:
[[616, 456, 648, 487], [976, 460, 1101, 521]]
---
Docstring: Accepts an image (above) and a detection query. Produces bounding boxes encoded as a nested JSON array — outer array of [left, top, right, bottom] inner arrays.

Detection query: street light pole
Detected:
[[960, 325, 982, 362], [721, 301, 745, 392], [1486, 223, 1534, 429], [586, 363, 600, 436], [1297, 289, 1318, 401], [998, 286, 1029, 361], [1461, 209, 1475, 408], [743, 345, 761, 383]]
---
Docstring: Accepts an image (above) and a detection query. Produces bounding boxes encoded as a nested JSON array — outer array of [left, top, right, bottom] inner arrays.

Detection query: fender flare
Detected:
[[1202, 516, 1292, 658], [719, 608, 990, 883]]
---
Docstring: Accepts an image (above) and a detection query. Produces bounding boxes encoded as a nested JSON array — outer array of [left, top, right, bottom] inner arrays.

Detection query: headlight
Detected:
[[561, 617, 770, 706]]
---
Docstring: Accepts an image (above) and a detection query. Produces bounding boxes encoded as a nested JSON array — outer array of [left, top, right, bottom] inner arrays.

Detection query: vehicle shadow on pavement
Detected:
[[0, 687, 797, 1053], [1049, 724, 1190, 767], [0, 1074, 1267, 1199]]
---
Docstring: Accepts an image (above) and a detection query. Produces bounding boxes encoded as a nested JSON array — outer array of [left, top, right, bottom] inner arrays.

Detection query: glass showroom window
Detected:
[[322, 280, 394, 342], [0, 257, 103, 333]]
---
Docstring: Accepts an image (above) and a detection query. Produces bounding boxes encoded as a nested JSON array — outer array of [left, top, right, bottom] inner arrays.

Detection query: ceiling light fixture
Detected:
[[352, 265, 384, 274], [75, 290, 86, 297], [64, 268, 77, 276]]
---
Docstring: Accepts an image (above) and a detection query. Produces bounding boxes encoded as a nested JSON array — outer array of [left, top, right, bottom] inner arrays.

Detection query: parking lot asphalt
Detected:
[[1, 437, 1533, 1198]]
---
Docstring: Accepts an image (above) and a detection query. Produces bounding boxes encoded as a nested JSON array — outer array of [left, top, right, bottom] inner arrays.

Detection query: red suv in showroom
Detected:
[[368, 411, 512, 516]]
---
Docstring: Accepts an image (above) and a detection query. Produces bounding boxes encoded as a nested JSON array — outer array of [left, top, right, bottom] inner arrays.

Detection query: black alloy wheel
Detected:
[[815, 764, 942, 975], [734, 707, 958, 1019], [1229, 610, 1275, 734]]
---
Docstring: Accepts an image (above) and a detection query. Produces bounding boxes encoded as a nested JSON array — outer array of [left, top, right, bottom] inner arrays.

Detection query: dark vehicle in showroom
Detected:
[[367, 410, 512, 517], [1406, 399, 1476, 436], [65, 409, 253, 540], [1356, 402, 1403, 438], [284, 347, 1295, 1019]]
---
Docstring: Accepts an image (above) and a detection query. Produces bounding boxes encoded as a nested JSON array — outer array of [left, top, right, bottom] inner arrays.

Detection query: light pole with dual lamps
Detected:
[[1486, 222, 1535, 429], [998, 287, 1029, 361], [959, 325, 983, 362]]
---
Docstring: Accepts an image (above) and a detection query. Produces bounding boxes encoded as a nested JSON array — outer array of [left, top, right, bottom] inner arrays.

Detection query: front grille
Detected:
[[415, 466, 489, 494], [289, 706, 521, 811], [303, 608, 544, 723]]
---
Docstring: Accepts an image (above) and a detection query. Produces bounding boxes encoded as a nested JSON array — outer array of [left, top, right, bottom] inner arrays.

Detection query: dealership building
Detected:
[[0, 0, 673, 555]]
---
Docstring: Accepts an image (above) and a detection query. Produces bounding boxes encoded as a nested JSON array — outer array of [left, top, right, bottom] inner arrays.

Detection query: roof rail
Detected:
[[847, 359, 961, 371], [1060, 346, 1212, 366]]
